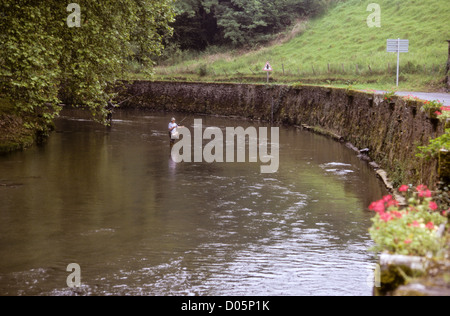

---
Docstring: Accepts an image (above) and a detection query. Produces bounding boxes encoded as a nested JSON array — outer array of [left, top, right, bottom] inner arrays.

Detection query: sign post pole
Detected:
[[396, 38, 400, 87], [446, 40, 450, 91], [263, 61, 273, 84], [387, 39, 409, 87]]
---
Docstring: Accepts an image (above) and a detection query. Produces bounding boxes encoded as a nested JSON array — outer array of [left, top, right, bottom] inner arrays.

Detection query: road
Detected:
[[373, 90, 450, 106], [395, 91, 450, 106]]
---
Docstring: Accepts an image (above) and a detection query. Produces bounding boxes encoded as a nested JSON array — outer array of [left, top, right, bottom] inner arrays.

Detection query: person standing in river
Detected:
[[168, 117, 184, 143]]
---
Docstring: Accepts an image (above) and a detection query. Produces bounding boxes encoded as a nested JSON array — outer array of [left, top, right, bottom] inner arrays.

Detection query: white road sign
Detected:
[[387, 39, 409, 53], [263, 62, 273, 72], [387, 39, 409, 86]]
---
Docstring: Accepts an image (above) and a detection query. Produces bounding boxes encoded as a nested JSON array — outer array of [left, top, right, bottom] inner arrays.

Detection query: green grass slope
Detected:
[[155, 0, 450, 91]]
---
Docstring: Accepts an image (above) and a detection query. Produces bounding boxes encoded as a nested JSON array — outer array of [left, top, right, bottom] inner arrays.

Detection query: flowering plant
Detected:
[[421, 100, 445, 118], [402, 95, 421, 102], [433, 105, 450, 122], [383, 91, 396, 103], [415, 101, 450, 160], [369, 185, 448, 257]]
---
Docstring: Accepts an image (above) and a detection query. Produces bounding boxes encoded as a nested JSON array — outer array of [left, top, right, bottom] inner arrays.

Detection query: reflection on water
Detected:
[[0, 110, 386, 296]]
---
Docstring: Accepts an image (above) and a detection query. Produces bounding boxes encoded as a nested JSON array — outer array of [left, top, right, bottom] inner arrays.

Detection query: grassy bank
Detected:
[[152, 0, 450, 92]]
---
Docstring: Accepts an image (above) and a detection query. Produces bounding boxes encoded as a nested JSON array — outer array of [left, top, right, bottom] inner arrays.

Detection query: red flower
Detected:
[[399, 185, 409, 192], [382, 195, 393, 203], [404, 239, 412, 245], [416, 184, 427, 191], [416, 185, 432, 198], [418, 189, 432, 198], [435, 111, 442, 116], [369, 200, 385, 214], [387, 200, 399, 208], [429, 201, 438, 211], [380, 212, 393, 222], [426, 222, 435, 230]]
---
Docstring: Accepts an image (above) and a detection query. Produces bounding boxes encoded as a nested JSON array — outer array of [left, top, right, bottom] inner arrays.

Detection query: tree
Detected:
[[0, 1, 63, 134], [169, 0, 219, 50], [215, 0, 331, 47], [165, 0, 333, 50], [0, 0, 175, 129]]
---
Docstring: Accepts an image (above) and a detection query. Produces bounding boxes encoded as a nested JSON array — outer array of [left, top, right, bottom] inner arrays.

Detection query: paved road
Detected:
[[395, 91, 450, 106], [374, 91, 450, 106]]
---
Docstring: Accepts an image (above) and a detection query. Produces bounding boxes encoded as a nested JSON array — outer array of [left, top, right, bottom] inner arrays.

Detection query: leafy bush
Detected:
[[417, 129, 450, 160], [197, 64, 209, 77], [421, 100, 445, 115], [382, 91, 396, 103], [417, 101, 450, 160]]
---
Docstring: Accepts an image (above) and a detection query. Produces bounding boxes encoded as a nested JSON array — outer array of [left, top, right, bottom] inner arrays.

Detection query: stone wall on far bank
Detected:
[[118, 80, 445, 188]]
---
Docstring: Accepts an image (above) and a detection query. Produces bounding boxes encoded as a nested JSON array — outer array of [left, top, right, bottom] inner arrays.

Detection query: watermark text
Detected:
[[171, 119, 279, 174], [67, 3, 81, 28]]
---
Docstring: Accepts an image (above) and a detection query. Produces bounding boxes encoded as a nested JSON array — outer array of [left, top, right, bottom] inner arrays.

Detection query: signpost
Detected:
[[263, 61, 273, 83], [446, 40, 450, 91], [387, 39, 409, 86]]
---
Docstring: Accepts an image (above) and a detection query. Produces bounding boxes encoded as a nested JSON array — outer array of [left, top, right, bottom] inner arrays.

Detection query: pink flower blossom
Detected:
[[369, 200, 385, 214], [417, 185, 427, 191], [416, 185, 432, 198], [425, 222, 435, 230], [387, 200, 399, 208], [399, 185, 409, 192], [418, 189, 432, 198], [380, 212, 393, 222], [404, 239, 412, 245], [429, 201, 438, 211], [409, 221, 420, 228]]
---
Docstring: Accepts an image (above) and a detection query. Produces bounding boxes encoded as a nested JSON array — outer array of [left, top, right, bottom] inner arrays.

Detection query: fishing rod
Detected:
[[109, 92, 145, 108], [116, 93, 143, 106], [178, 117, 188, 125]]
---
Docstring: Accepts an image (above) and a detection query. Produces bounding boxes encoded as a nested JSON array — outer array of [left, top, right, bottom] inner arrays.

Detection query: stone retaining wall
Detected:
[[118, 80, 446, 188]]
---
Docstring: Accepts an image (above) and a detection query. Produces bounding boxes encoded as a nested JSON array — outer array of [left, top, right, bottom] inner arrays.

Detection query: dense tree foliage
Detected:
[[169, 0, 332, 50], [0, 0, 175, 127], [0, 0, 331, 131]]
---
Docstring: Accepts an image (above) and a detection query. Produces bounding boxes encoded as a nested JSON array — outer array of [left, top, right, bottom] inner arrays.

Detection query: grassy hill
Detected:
[[153, 0, 450, 91]]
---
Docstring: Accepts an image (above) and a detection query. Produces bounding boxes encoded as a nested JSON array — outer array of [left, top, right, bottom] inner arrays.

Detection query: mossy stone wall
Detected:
[[119, 80, 446, 187]]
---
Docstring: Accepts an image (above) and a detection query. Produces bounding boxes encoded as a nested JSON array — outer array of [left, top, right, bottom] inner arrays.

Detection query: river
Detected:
[[0, 109, 386, 296]]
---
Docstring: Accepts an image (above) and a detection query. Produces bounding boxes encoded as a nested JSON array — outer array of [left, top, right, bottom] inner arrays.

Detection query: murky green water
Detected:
[[0, 110, 386, 296]]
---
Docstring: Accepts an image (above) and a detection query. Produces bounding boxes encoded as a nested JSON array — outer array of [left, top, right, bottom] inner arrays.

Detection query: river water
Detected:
[[0, 110, 386, 296]]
